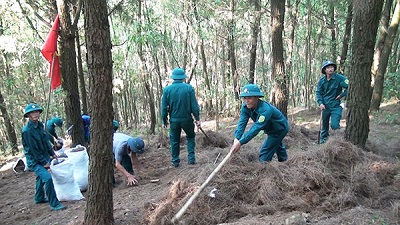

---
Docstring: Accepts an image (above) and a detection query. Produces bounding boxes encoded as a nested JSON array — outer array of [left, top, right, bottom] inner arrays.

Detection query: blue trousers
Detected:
[[32, 164, 61, 208], [259, 129, 289, 162], [320, 106, 342, 142], [170, 121, 196, 164]]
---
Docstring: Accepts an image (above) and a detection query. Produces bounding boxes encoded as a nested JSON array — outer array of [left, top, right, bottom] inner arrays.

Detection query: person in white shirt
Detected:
[[112, 133, 144, 186]]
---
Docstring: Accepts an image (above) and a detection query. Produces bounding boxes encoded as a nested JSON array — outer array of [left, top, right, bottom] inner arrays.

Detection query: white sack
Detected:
[[65, 145, 89, 191], [50, 158, 84, 201]]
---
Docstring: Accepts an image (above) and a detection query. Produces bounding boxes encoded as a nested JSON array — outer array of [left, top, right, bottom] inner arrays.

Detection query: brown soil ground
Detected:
[[1, 101, 399, 225]]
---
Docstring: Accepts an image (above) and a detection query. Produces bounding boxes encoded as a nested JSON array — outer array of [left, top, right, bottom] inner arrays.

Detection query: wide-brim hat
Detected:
[[24, 103, 43, 117], [170, 68, 187, 80], [239, 84, 264, 97], [127, 137, 145, 154]]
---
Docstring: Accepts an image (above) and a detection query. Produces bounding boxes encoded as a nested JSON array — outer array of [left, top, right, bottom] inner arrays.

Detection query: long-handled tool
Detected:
[[171, 148, 234, 224], [198, 125, 211, 142], [317, 110, 323, 144], [191, 114, 212, 142], [213, 153, 221, 164]]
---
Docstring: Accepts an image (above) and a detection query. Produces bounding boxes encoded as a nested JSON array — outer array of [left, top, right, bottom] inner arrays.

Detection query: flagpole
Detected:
[[44, 52, 56, 131]]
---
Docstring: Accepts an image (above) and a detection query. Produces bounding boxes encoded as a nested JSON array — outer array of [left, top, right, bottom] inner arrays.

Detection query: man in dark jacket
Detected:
[[316, 60, 349, 143], [21, 103, 66, 211], [161, 68, 201, 167], [231, 84, 289, 162]]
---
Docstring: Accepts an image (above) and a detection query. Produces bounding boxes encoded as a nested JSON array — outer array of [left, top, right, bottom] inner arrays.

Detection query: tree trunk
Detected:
[[145, 81, 157, 134], [57, 0, 85, 147], [0, 91, 18, 155], [371, 0, 400, 112], [329, 1, 336, 56], [372, 0, 393, 81], [76, 31, 88, 114], [228, 0, 239, 99], [192, 0, 211, 114], [0, 39, 18, 155], [338, 0, 353, 73], [304, 0, 311, 108], [270, 0, 288, 116], [345, 0, 384, 147], [286, 0, 300, 108], [72, 2, 88, 115], [389, 34, 400, 72], [83, 0, 114, 223], [200, 40, 213, 114], [137, 0, 157, 134], [147, 44, 163, 131], [214, 35, 220, 129], [249, 0, 261, 84]]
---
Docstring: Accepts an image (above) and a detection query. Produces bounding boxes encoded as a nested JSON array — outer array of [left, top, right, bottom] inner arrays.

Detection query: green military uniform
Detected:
[[161, 68, 200, 167], [23, 120, 55, 168], [46, 117, 63, 145], [316, 61, 349, 143], [235, 84, 289, 162], [22, 103, 66, 211]]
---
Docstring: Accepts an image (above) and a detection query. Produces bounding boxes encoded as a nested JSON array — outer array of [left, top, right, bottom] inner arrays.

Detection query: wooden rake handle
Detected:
[[318, 110, 323, 144], [171, 149, 234, 224]]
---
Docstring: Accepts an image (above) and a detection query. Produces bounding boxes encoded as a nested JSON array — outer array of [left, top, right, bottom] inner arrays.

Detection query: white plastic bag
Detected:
[[65, 145, 89, 191], [50, 158, 84, 201], [12, 157, 28, 173]]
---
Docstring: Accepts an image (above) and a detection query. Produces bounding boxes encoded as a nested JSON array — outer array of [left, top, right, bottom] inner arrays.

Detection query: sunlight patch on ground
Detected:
[[0, 161, 15, 172], [288, 107, 308, 115], [380, 99, 399, 107], [200, 117, 236, 131], [0, 150, 23, 172]]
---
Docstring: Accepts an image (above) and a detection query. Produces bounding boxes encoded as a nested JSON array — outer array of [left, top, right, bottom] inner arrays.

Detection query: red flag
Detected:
[[41, 15, 61, 90]]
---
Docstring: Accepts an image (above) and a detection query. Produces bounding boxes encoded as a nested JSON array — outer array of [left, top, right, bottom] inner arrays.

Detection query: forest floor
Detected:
[[0, 100, 400, 225]]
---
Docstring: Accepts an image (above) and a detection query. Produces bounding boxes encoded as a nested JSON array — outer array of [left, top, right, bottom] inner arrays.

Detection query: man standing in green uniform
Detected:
[[230, 84, 289, 162], [21, 103, 66, 211], [161, 68, 201, 167], [46, 117, 63, 149], [316, 60, 349, 143]]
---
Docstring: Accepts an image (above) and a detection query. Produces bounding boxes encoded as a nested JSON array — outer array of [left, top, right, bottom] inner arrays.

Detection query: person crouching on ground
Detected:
[[113, 132, 145, 186], [21, 103, 66, 211], [230, 84, 290, 162]]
